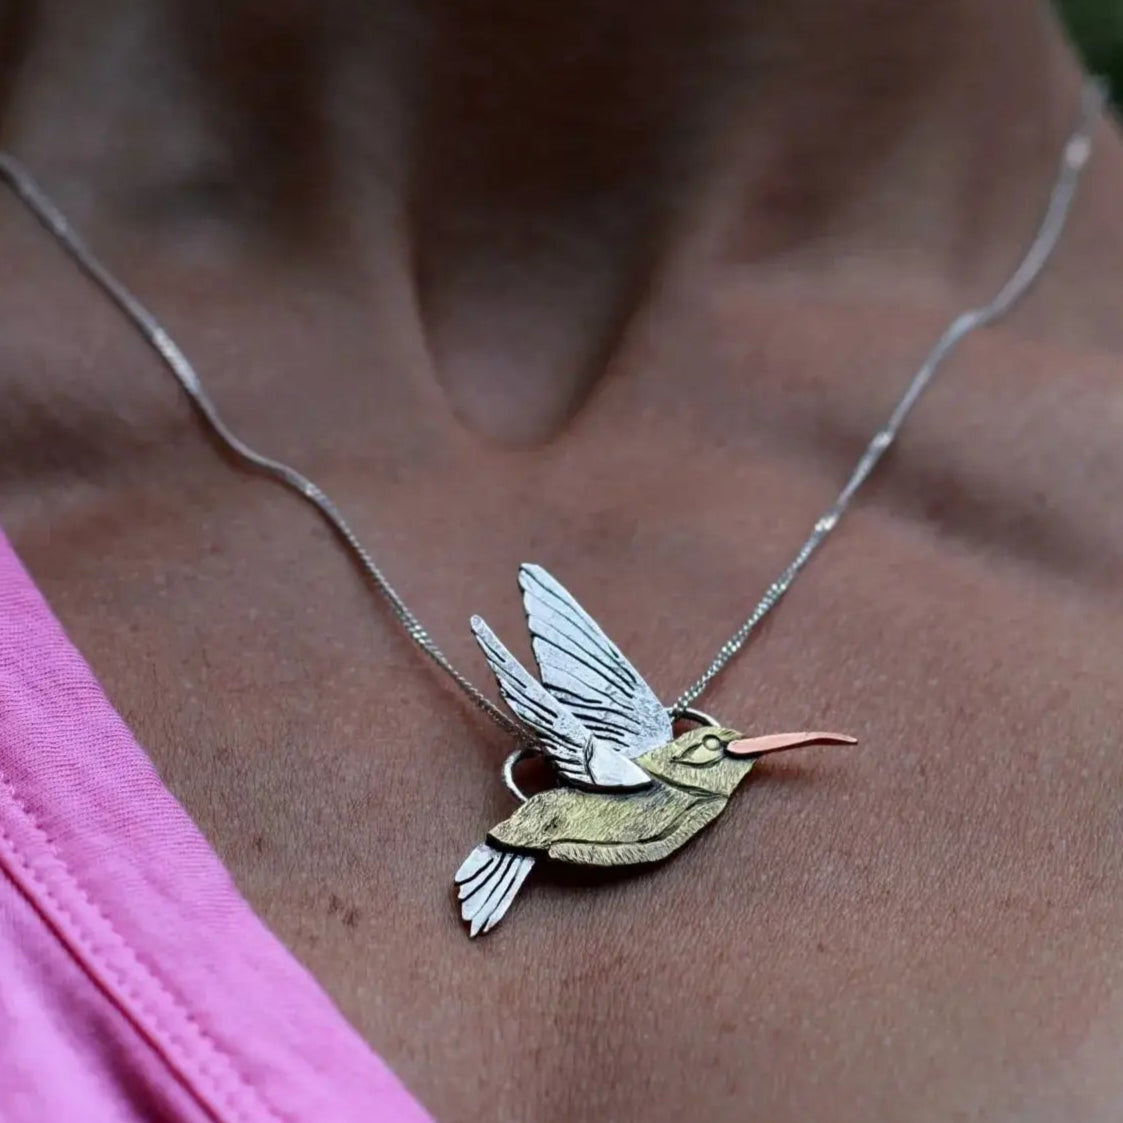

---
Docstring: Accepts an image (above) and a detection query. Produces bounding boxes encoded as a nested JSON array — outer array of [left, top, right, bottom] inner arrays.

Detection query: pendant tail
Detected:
[[454, 843, 535, 937]]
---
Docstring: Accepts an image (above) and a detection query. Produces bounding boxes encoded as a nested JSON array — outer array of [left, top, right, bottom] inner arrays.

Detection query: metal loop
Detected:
[[668, 706, 721, 729], [502, 747, 539, 803]]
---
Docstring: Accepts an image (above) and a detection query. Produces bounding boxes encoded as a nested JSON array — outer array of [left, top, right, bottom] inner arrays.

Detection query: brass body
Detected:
[[488, 727, 756, 868]]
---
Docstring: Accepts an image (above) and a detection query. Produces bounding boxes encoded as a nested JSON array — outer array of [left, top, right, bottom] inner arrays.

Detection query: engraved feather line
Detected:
[[517, 563, 671, 758], [468, 613, 652, 791], [519, 566, 643, 693]]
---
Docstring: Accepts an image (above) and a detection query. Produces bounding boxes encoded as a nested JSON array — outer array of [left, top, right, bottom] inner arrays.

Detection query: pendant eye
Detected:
[[674, 734, 724, 767]]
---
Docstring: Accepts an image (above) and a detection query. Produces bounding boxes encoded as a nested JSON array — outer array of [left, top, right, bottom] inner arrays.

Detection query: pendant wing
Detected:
[[518, 564, 673, 758], [471, 615, 652, 792]]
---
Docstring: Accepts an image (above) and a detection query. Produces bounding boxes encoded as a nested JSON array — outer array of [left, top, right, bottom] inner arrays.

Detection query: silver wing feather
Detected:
[[470, 615, 652, 792], [518, 564, 673, 758]]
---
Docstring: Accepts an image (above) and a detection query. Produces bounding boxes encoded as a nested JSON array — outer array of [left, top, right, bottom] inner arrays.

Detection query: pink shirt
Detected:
[[0, 529, 433, 1122]]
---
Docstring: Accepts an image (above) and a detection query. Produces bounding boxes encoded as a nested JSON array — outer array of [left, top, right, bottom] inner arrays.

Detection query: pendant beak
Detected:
[[726, 731, 858, 757]]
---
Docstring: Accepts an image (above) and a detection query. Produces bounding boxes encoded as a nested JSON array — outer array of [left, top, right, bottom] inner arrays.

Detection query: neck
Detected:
[[2, 1, 1084, 441], [408, 0, 1077, 438]]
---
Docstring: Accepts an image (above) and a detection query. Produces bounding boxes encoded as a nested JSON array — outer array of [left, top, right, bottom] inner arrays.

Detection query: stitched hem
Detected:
[[0, 768, 290, 1123]]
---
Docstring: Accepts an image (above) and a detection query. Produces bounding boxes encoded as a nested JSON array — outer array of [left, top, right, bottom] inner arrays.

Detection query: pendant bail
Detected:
[[502, 747, 538, 803], [668, 706, 721, 729]]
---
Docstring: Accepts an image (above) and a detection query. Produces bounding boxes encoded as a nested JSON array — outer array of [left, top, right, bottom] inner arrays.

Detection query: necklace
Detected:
[[0, 78, 1104, 936]]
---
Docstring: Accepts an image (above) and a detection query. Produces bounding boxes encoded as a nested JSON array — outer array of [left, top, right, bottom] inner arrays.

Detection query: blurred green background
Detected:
[[1056, 0, 1123, 96]]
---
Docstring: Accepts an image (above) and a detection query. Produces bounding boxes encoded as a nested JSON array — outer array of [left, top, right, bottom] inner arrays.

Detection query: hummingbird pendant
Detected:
[[455, 565, 856, 936]]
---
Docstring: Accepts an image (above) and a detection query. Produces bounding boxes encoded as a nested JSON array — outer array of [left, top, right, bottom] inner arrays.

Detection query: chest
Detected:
[[7, 413, 1123, 1122], [3, 241, 1123, 1118]]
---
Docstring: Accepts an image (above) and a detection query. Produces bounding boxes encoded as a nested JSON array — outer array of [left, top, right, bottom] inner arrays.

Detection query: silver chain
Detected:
[[672, 77, 1105, 713], [0, 78, 1105, 736]]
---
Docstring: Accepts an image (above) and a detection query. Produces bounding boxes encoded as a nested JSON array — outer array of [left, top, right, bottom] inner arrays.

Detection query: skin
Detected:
[[1, 1, 1123, 1120]]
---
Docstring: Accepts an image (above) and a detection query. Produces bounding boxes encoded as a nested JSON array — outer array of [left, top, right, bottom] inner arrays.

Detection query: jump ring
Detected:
[[502, 747, 539, 803], [668, 706, 721, 728]]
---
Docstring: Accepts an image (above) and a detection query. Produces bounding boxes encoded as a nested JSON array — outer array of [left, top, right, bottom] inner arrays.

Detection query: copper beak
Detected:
[[726, 731, 858, 757]]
